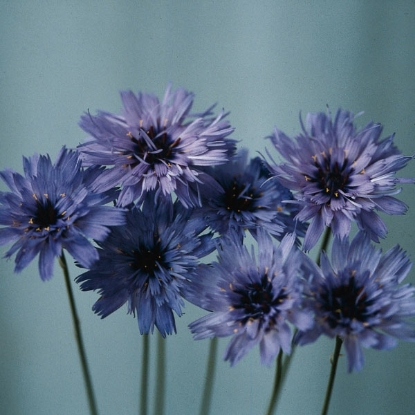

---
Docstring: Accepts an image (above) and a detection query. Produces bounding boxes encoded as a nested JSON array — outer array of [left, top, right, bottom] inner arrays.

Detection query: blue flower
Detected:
[[0, 147, 126, 280], [195, 149, 306, 242], [76, 196, 215, 337], [188, 230, 314, 366], [77, 84, 236, 208], [268, 109, 414, 251], [296, 232, 415, 372]]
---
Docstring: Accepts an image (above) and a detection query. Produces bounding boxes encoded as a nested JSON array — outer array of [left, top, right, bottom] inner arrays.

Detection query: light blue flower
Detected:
[[76, 195, 215, 337], [195, 149, 306, 242], [268, 109, 414, 251], [189, 230, 314, 366], [0, 147, 125, 280], [296, 231, 415, 372], [78, 84, 236, 207]]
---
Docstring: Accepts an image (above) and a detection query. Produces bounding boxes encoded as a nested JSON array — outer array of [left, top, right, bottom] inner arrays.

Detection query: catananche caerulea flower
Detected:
[[188, 230, 314, 366], [195, 148, 306, 242], [76, 195, 215, 337], [77, 84, 236, 208], [296, 231, 415, 372], [268, 109, 414, 251], [0, 147, 126, 280]]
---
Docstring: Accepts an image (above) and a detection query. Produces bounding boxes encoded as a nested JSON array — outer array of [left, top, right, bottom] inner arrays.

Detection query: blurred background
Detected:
[[1, 1, 415, 414]]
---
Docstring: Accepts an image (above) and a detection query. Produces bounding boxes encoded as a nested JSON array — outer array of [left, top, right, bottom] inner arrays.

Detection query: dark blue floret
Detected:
[[194, 149, 306, 243], [76, 195, 215, 337], [268, 109, 414, 251], [77, 84, 237, 208], [296, 232, 415, 372], [188, 229, 315, 366], [0, 147, 126, 280]]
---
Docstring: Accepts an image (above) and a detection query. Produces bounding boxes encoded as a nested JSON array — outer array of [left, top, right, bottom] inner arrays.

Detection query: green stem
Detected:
[[154, 333, 166, 415], [140, 334, 149, 415], [321, 336, 343, 415], [199, 337, 218, 415], [317, 227, 332, 266], [59, 252, 98, 415], [265, 350, 283, 415], [264, 226, 332, 414], [265, 332, 298, 415]]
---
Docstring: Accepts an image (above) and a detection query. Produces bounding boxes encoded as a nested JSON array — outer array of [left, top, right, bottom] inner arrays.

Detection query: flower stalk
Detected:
[[321, 336, 343, 415], [265, 226, 332, 414], [154, 333, 166, 415], [140, 334, 149, 415], [60, 252, 98, 415], [265, 350, 283, 415], [199, 337, 218, 415], [316, 226, 332, 266]]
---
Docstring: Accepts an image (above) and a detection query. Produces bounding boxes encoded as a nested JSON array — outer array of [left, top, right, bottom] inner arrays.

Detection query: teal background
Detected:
[[1, 1, 415, 414]]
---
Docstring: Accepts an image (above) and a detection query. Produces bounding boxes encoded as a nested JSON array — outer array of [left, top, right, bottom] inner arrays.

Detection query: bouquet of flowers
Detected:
[[1, 84, 414, 415]]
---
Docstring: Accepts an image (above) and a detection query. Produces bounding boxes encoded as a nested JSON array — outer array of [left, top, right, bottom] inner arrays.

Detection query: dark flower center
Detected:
[[33, 199, 59, 229], [234, 275, 284, 321], [313, 155, 352, 198], [322, 274, 371, 328], [131, 242, 165, 275], [129, 126, 181, 165], [222, 179, 257, 213]]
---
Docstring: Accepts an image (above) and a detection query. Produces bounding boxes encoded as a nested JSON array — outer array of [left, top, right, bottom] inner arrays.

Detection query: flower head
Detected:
[[188, 230, 314, 366], [297, 231, 415, 372], [195, 149, 306, 242], [76, 196, 215, 337], [268, 109, 414, 251], [0, 147, 126, 280], [78, 84, 236, 207]]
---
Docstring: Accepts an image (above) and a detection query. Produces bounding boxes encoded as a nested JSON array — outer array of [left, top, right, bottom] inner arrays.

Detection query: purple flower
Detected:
[[296, 232, 415, 372], [76, 196, 215, 337], [188, 230, 314, 366], [268, 109, 414, 251], [77, 84, 236, 207], [0, 147, 126, 280], [195, 149, 306, 242]]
